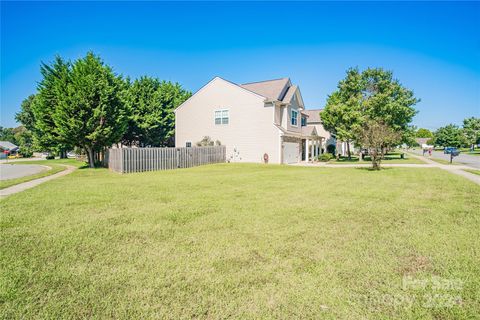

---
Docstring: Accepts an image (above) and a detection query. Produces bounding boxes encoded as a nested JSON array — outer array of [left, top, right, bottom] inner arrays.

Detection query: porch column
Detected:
[[312, 140, 315, 159], [304, 139, 309, 162]]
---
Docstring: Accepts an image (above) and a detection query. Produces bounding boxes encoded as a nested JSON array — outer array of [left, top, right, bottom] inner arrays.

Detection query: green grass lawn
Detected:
[[427, 157, 458, 166], [1, 164, 479, 319], [328, 152, 424, 164], [463, 169, 480, 176], [0, 159, 85, 190], [465, 151, 479, 156], [458, 148, 480, 156]]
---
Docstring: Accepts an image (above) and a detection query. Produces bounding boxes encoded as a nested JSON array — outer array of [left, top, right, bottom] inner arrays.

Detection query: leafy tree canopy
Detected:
[[321, 67, 419, 156], [463, 117, 480, 146], [123, 76, 191, 147], [434, 124, 466, 148], [15, 95, 37, 132], [30, 56, 73, 155], [0, 127, 16, 143], [416, 128, 433, 138], [51, 52, 129, 167]]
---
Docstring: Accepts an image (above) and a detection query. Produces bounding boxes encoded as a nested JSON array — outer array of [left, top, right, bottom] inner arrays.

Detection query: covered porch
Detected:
[[302, 135, 324, 162]]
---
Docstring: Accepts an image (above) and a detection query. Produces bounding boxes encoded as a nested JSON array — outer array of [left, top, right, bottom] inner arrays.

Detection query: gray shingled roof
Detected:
[[0, 141, 19, 151], [240, 78, 291, 101], [281, 85, 298, 104], [302, 109, 323, 123]]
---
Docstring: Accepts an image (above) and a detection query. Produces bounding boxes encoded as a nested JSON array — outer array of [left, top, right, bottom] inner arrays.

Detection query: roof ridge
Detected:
[[241, 77, 289, 85]]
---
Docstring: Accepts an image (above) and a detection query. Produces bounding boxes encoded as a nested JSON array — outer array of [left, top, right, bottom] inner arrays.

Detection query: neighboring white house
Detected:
[[301, 109, 336, 153], [175, 77, 332, 164]]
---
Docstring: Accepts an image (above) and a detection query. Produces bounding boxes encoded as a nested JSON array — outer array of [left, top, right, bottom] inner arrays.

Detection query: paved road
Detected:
[[409, 148, 480, 169], [0, 157, 45, 164], [0, 165, 75, 198], [0, 164, 48, 180]]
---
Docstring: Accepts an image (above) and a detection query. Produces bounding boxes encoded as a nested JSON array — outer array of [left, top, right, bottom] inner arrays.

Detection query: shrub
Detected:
[[46, 154, 55, 160], [318, 153, 333, 162], [19, 148, 33, 158]]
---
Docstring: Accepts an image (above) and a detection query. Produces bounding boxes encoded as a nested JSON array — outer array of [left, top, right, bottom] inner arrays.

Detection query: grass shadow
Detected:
[[355, 167, 394, 171]]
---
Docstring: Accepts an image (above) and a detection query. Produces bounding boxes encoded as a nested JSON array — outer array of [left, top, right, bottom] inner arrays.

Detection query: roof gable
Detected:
[[240, 78, 291, 101], [303, 109, 323, 123], [174, 77, 265, 112]]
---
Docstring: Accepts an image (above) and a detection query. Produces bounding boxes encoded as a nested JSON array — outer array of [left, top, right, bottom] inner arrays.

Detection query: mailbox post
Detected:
[[450, 150, 460, 163]]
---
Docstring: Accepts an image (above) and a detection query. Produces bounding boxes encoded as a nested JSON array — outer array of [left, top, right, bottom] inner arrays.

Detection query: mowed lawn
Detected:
[[1, 164, 479, 319]]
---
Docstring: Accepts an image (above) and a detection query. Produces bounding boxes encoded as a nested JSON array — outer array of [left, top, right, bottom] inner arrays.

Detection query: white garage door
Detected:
[[283, 142, 299, 164]]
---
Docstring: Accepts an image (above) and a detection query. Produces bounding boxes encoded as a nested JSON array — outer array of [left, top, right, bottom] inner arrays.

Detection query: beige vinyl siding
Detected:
[[175, 77, 281, 163], [285, 92, 302, 134]]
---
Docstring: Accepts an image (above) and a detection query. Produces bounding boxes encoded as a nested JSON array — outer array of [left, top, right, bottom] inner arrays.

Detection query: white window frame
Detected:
[[290, 109, 298, 127], [186, 141, 192, 147], [214, 109, 229, 125]]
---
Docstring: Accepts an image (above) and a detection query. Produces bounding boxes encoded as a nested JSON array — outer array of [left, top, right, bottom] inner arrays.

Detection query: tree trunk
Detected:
[[86, 146, 95, 168], [371, 150, 381, 170], [347, 140, 351, 159]]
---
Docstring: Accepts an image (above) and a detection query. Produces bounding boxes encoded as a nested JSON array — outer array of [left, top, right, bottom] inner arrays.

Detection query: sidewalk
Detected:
[[0, 165, 76, 198], [406, 152, 480, 185], [292, 154, 480, 185]]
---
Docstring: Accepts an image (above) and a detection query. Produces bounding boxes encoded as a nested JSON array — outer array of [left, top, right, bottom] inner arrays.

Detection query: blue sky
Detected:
[[1, 1, 479, 130]]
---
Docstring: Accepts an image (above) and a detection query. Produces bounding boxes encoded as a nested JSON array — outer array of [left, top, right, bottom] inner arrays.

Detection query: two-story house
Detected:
[[175, 77, 326, 164]]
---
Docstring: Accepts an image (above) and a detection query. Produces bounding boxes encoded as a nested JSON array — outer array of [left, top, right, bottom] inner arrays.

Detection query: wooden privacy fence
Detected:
[[107, 146, 226, 173]]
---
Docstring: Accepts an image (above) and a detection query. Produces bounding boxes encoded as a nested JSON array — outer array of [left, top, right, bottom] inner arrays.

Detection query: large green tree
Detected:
[[320, 68, 363, 158], [434, 124, 466, 148], [416, 128, 433, 138], [52, 52, 129, 167], [13, 126, 34, 157], [0, 126, 34, 157], [0, 127, 16, 143], [31, 57, 72, 157], [463, 117, 480, 149], [123, 77, 191, 147], [321, 67, 419, 158], [15, 95, 37, 132]]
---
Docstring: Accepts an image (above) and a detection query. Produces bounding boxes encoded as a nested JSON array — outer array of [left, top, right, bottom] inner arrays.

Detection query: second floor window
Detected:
[[215, 109, 229, 125], [291, 109, 298, 126], [301, 117, 306, 127]]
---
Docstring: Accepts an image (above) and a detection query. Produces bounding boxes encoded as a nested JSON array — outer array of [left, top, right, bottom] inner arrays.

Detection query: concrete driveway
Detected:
[[0, 164, 48, 180], [409, 148, 480, 169]]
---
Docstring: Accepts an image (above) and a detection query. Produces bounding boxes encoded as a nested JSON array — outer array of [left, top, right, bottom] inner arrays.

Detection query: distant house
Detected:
[[175, 77, 335, 164], [302, 109, 336, 153], [0, 141, 19, 159], [415, 138, 430, 146]]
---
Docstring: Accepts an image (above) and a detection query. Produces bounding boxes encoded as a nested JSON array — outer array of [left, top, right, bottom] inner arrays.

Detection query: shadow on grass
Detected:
[[355, 167, 394, 171], [333, 153, 408, 163]]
